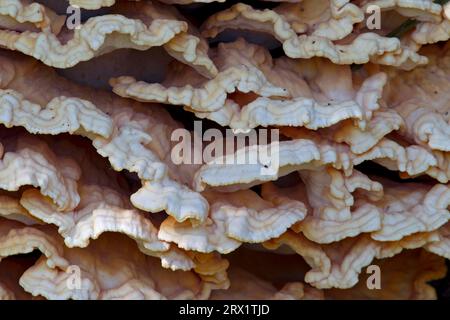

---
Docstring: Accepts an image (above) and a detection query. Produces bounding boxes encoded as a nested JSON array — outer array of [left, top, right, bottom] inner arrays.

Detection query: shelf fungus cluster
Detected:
[[0, 0, 449, 300]]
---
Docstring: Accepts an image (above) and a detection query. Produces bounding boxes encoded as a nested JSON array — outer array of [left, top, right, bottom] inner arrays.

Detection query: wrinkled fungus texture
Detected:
[[0, 0, 448, 300]]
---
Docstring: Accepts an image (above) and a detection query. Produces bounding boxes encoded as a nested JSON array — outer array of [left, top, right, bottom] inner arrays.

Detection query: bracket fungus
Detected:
[[0, 0, 448, 301]]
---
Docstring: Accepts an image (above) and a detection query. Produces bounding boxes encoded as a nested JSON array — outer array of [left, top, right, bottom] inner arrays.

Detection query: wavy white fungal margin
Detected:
[[69, 0, 116, 10], [0, 219, 68, 269], [111, 64, 288, 113], [193, 139, 322, 192], [19, 186, 169, 252], [131, 179, 210, 224], [0, 0, 65, 32], [0, 89, 113, 138], [0, 137, 81, 211], [158, 189, 307, 253], [383, 44, 450, 152], [371, 183, 450, 242], [0, 11, 187, 68], [264, 231, 443, 289], [334, 110, 404, 154]]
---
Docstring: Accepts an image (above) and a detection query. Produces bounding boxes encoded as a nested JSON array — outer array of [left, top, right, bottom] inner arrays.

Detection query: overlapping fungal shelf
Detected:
[[0, 0, 449, 300]]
